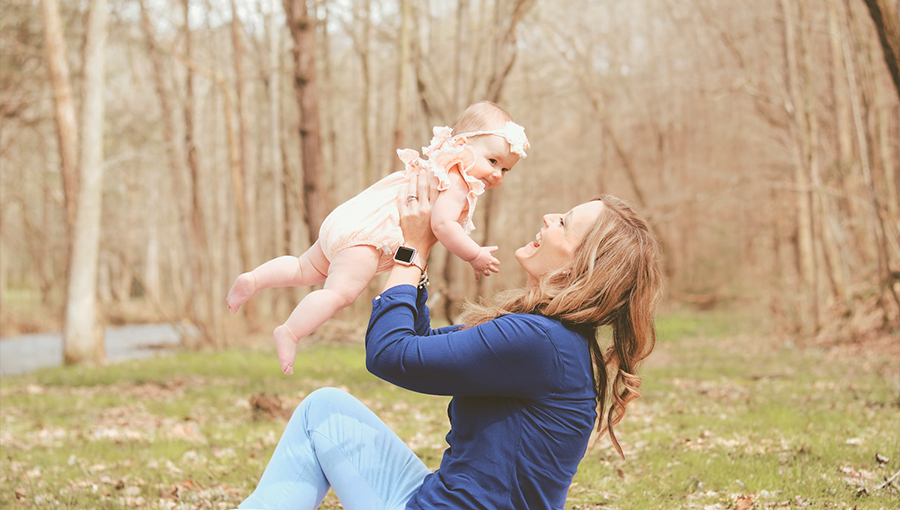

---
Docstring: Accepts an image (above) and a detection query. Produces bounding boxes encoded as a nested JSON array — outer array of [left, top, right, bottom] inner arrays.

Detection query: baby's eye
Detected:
[[501, 168, 509, 173], [489, 158, 498, 165]]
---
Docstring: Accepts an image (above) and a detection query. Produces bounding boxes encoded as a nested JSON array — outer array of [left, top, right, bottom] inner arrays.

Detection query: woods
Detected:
[[1, 0, 898, 351]]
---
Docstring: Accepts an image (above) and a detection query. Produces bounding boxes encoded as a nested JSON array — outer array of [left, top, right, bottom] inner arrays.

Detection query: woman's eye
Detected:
[[559, 217, 565, 226]]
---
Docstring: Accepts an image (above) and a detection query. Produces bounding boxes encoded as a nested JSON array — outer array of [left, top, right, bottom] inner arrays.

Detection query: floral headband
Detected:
[[424, 121, 530, 159]]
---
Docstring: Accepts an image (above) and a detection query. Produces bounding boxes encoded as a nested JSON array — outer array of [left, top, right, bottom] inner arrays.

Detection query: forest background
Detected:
[[1, 0, 900, 508], [1, 0, 899, 368]]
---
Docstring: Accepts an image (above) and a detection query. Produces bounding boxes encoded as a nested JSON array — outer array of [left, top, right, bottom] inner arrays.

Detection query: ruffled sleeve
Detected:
[[427, 137, 484, 234], [401, 127, 486, 234]]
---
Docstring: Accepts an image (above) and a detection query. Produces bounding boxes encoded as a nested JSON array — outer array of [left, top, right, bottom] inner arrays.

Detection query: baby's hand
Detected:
[[467, 246, 500, 280]]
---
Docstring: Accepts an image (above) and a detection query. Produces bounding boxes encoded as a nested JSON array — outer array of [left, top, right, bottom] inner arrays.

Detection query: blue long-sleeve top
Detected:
[[365, 284, 598, 509]]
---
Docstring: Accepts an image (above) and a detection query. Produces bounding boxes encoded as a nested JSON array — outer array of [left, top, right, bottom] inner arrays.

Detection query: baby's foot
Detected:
[[226, 273, 256, 313], [273, 325, 299, 376]]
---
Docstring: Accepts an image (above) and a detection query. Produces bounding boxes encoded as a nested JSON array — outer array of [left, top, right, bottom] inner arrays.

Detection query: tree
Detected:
[[63, 0, 109, 364], [40, 0, 78, 235], [861, 0, 900, 100], [284, 0, 327, 245]]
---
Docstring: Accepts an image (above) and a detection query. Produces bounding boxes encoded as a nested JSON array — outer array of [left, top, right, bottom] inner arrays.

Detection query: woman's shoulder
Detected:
[[490, 313, 583, 338]]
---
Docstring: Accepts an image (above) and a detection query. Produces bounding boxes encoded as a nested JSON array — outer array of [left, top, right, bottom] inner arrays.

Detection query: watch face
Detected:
[[394, 246, 416, 264]]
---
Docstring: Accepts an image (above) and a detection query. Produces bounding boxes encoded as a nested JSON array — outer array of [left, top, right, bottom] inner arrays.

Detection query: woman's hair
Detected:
[[456, 195, 663, 459], [452, 101, 513, 135]]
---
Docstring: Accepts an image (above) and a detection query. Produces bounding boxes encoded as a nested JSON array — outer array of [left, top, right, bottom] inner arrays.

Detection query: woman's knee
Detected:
[[293, 387, 364, 425]]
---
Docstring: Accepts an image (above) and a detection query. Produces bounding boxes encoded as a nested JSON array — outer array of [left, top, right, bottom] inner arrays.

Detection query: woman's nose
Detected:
[[542, 214, 553, 226]]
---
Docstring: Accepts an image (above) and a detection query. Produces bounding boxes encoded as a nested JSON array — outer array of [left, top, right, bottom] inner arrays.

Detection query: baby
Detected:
[[226, 101, 529, 375]]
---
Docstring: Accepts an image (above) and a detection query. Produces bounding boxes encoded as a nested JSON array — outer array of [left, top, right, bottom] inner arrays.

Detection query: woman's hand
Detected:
[[397, 168, 439, 259], [381, 168, 440, 294]]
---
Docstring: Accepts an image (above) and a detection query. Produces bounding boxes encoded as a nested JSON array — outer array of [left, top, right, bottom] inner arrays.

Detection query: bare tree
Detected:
[[138, 0, 182, 303], [840, 0, 900, 317], [861, 0, 900, 100], [64, 0, 109, 364], [476, 0, 536, 298], [181, 0, 216, 346], [284, 0, 328, 244], [40, 0, 78, 234], [394, 0, 413, 155], [230, 0, 257, 274]]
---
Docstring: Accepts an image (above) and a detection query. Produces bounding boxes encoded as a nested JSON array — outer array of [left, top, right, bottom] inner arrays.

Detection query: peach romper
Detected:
[[317, 127, 485, 274], [318, 122, 529, 273]]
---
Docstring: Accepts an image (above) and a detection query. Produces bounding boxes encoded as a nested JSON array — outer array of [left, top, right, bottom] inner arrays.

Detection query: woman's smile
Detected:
[[516, 201, 605, 287]]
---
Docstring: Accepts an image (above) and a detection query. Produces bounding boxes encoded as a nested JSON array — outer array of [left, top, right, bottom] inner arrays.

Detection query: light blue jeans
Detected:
[[238, 387, 430, 510]]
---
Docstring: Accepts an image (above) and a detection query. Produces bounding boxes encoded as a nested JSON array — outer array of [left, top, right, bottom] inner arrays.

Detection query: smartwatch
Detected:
[[393, 246, 426, 274]]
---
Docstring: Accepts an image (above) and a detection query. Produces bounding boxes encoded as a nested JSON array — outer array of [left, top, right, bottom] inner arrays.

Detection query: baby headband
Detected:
[[424, 121, 530, 159], [456, 121, 530, 159]]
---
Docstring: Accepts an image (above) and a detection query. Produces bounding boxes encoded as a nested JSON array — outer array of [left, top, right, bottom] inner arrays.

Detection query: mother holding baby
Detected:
[[234, 166, 663, 509]]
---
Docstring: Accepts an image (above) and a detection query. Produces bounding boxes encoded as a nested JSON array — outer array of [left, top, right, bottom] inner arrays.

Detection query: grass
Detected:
[[1, 310, 898, 509]]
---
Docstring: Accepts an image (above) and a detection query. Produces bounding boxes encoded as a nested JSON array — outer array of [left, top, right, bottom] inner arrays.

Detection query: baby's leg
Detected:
[[274, 246, 380, 375], [226, 241, 330, 313]]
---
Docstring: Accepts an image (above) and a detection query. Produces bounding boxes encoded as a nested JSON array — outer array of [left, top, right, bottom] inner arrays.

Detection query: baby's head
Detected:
[[452, 101, 529, 189], [452, 101, 514, 136]]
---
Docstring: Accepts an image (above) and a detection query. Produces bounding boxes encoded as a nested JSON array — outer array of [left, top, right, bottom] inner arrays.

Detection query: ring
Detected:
[[406, 195, 419, 202]]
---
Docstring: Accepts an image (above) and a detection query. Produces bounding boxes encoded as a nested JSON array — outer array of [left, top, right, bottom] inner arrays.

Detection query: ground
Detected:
[[0, 308, 897, 509]]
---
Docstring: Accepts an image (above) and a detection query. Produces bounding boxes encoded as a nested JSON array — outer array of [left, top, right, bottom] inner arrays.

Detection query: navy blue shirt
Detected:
[[365, 285, 597, 509]]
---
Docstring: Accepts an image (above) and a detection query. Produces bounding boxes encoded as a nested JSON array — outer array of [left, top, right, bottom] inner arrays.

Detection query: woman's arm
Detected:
[[369, 168, 560, 398], [381, 168, 439, 294], [411, 286, 461, 336], [366, 296, 562, 398]]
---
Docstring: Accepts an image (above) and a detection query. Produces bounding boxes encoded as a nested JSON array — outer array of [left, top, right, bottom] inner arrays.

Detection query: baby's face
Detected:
[[465, 134, 520, 189]]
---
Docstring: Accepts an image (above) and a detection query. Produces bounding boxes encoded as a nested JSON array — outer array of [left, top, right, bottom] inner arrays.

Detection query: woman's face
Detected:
[[515, 200, 605, 288]]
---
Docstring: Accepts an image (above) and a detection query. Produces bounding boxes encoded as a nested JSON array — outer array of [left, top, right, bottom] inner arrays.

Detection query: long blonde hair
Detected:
[[456, 195, 663, 458]]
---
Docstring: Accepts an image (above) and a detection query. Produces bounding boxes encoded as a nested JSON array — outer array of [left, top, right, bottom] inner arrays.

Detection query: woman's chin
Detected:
[[516, 242, 538, 257]]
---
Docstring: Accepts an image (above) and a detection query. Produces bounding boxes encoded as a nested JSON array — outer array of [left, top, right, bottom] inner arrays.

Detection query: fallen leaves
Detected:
[[733, 493, 756, 510], [248, 393, 292, 421]]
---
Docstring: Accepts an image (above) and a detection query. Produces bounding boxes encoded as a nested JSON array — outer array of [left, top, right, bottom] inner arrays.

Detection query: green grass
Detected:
[[1, 310, 898, 509]]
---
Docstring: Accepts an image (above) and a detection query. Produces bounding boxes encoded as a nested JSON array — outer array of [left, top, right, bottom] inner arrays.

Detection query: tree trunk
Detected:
[[799, 0, 847, 307], [861, 0, 900, 101], [476, 0, 534, 298], [268, 0, 285, 257], [138, 0, 181, 303], [284, 0, 328, 245], [182, 0, 216, 346], [40, 0, 78, 235], [781, 0, 820, 332], [230, 0, 257, 272], [875, 66, 899, 220], [841, 0, 900, 317], [64, 0, 109, 365], [393, 0, 412, 156], [353, 0, 373, 185], [226, 0, 259, 328], [829, 0, 855, 164], [441, 0, 471, 324]]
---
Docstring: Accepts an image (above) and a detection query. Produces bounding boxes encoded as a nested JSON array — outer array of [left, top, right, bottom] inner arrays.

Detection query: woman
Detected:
[[235, 168, 662, 510]]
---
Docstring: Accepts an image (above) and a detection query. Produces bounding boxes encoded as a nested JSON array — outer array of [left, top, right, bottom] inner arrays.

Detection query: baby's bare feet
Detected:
[[226, 273, 256, 313], [273, 325, 299, 376]]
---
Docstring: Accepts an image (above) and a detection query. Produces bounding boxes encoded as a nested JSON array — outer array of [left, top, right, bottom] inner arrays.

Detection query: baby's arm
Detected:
[[431, 176, 499, 279]]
